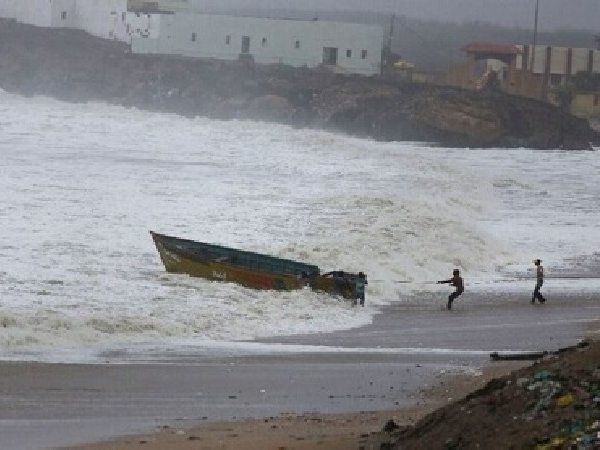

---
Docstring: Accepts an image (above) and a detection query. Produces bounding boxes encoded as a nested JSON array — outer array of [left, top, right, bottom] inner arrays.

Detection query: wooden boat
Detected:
[[150, 231, 364, 300]]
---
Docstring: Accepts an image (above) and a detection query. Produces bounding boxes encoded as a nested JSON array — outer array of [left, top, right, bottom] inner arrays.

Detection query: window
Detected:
[[594, 94, 599, 107], [122, 12, 126, 22], [191, 32, 197, 42], [61, 11, 67, 20], [361, 49, 367, 59], [225, 35, 231, 45], [261, 37, 267, 47], [346, 49, 352, 58], [295, 40, 300, 49]]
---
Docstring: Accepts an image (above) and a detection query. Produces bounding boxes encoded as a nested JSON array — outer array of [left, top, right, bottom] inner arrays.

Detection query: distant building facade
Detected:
[[515, 45, 600, 87], [443, 42, 600, 100], [131, 13, 384, 75], [1, 2, 383, 76], [0, 0, 156, 43]]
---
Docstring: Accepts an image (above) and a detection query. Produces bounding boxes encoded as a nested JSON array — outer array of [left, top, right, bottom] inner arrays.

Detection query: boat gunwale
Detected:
[[150, 231, 320, 277]]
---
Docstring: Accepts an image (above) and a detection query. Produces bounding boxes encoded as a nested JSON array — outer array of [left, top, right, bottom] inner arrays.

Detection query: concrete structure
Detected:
[[75, 0, 128, 41], [442, 42, 600, 104], [0, 0, 143, 42], [0, 0, 78, 28], [132, 13, 384, 75], [127, 0, 190, 12], [516, 45, 600, 88], [571, 92, 600, 118]]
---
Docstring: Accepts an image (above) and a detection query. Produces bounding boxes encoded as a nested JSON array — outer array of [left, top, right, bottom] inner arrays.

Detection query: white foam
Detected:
[[0, 91, 599, 361]]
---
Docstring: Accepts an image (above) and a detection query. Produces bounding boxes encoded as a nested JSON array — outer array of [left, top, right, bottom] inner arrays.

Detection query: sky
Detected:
[[192, 0, 600, 31]]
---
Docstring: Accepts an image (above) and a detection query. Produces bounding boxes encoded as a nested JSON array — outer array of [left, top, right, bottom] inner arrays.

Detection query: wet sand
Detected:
[[0, 290, 597, 449]]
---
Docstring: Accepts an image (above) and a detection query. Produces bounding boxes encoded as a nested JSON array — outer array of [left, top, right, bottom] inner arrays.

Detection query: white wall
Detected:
[[549, 47, 567, 75], [12, 0, 54, 27], [0, 0, 132, 41], [51, 0, 78, 27], [571, 48, 590, 74], [74, 0, 128, 40], [133, 13, 383, 75], [0, 0, 19, 19], [1, 0, 76, 28], [126, 12, 161, 41]]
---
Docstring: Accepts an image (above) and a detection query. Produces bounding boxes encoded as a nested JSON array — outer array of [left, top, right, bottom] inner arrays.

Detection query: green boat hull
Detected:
[[150, 231, 362, 300]]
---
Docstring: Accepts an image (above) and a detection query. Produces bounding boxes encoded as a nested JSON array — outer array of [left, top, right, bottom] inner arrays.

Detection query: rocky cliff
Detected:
[[1, 19, 597, 150]]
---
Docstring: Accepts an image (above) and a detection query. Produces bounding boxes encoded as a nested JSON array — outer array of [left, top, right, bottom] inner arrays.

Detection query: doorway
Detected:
[[322, 47, 338, 65], [241, 36, 250, 54]]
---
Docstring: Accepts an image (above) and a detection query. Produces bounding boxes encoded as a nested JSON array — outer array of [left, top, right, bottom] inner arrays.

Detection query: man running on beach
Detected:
[[437, 269, 464, 310], [531, 259, 546, 304]]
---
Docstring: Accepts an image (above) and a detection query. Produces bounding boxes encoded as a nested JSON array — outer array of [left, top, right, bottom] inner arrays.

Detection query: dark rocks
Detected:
[[382, 419, 400, 432]]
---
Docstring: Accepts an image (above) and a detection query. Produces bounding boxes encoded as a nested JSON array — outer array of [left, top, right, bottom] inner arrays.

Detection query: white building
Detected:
[[0, 0, 154, 43], [1, 0, 78, 28], [74, 0, 128, 41], [1, 2, 383, 75], [132, 13, 384, 75]]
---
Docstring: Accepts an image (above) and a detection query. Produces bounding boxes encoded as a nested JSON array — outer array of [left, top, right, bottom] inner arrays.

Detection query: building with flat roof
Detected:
[[0, 0, 161, 43], [131, 13, 384, 76]]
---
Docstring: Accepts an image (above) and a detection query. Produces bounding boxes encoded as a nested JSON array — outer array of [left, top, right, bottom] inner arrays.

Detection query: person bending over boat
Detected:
[[437, 269, 464, 310]]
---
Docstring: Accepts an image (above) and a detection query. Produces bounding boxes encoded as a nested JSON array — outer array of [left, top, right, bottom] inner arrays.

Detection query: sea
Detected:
[[1, 90, 599, 362]]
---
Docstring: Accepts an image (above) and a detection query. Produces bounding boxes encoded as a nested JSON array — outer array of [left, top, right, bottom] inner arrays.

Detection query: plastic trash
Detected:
[[556, 393, 574, 408], [534, 370, 552, 381]]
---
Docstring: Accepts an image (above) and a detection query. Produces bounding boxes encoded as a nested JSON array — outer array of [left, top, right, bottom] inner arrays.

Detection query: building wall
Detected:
[[572, 48, 590, 74], [0, 0, 18, 20], [74, 0, 128, 41], [549, 47, 568, 75], [11, 0, 54, 27], [133, 13, 383, 75], [517, 45, 600, 76], [0, 0, 133, 42], [126, 12, 161, 41], [128, 0, 190, 12], [571, 92, 600, 118]]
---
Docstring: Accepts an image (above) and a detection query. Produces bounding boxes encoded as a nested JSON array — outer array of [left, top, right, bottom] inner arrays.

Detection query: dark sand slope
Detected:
[[0, 292, 597, 449], [388, 339, 600, 449]]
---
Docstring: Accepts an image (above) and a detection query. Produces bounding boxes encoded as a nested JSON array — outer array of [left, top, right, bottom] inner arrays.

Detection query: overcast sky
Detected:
[[194, 0, 600, 31]]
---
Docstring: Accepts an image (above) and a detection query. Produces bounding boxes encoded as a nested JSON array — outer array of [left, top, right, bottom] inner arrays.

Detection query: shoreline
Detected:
[[0, 291, 594, 449], [73, 336, 600, 450]]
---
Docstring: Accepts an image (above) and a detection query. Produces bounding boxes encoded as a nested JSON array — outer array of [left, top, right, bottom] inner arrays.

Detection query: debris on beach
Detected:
[[382, 340, 600, 449]]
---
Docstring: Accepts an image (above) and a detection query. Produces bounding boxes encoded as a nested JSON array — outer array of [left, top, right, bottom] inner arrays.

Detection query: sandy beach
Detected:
[[0, 290, 597, 449]]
